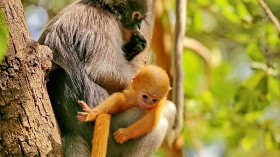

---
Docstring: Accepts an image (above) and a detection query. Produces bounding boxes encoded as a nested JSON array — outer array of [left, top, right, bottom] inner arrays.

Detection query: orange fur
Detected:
[[91, 114, 111, 157], [77, 65, 170, 146]]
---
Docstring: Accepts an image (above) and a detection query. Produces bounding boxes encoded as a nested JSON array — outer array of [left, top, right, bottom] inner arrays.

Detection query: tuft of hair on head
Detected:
[[136, 65, 170, 97]]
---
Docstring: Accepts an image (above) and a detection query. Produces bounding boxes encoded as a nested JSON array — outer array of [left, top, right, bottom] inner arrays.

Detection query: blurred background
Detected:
[[14, 0, 280, 156]]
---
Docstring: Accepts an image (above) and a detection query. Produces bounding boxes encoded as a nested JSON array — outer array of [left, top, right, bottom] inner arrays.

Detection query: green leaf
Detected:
[[241, 71, 266, 90], [246, 41, 265, 62], [0, 9, 8, 62], [199, 90, 215, 106], [214, 0, 229, 8], [244, 111, 262, 123], [193, 10, 203, 30], [197, 0, 210, 6], [234, 71, 269, 113], [265, 131, 274, 150], [183, 50, 205, 97], [240, 132, 258, 151], [267, 76, 280, 99], [223, 7, 240, 23], [236, 1, 252, 23]]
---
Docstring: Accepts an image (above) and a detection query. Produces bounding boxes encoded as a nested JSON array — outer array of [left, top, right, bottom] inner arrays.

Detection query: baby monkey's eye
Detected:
[[142, 94, 148, 99], [152, 99, 158, 103]]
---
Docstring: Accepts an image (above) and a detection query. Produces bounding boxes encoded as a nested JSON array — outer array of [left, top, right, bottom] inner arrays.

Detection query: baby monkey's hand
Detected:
[[113, 128, 131, 144], [77, 100, 98, 121]]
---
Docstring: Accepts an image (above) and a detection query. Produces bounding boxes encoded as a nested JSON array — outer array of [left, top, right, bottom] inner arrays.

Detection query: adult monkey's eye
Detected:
[[132, 11, 142, 20]]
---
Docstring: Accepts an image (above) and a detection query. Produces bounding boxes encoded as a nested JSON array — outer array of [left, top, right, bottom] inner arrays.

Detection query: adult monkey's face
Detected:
[[115, 0, 146, 34], [110, 0, 147, 60]]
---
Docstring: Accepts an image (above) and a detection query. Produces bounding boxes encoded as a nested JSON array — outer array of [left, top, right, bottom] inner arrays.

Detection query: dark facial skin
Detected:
[[122, 34, 146, 61], [111, 0, 147, 61], [114, 0, 145, 31]]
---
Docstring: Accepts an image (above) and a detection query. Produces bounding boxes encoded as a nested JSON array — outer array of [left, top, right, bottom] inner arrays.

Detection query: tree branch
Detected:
[[258, 0, 280, 34], [184, 37, 211, 67], [168, 0, 187, 147]]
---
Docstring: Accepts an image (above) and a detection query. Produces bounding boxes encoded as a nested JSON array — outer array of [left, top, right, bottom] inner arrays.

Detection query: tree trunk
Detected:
[[0, 0, 62, 156]]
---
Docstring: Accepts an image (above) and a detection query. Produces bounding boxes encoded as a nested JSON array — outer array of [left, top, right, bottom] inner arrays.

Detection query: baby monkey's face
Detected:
[[137, 91, 160, 110]]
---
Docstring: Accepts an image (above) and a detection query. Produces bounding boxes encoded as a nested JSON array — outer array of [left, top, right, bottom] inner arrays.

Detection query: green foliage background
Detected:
[[182, 0, 280, 156], [0, 9, 8, 62], [20, 0, 280, 156]]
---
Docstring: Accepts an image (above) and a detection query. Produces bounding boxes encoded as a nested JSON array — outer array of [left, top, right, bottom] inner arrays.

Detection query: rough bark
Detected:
[[0, 0, 62, 156]]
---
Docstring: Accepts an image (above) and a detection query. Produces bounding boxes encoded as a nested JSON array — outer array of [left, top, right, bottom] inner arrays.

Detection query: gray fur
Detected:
[[39, 0, 176, 156], [40, 0, 135, 94]]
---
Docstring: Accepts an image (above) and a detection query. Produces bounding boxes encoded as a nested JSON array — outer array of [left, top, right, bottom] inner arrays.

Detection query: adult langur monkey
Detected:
[[39, 0, 176, 156]]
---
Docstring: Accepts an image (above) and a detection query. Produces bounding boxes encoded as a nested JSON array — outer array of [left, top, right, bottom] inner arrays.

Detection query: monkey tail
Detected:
[[91, 114, 111, 157]]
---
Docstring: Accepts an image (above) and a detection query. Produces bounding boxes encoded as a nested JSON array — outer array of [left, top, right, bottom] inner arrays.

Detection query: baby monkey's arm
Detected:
[[77, 89, 137, 121], [113, 104, 163, 144]]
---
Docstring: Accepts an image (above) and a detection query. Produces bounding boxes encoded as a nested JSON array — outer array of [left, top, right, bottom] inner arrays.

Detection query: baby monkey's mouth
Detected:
[[139, 101, 150, 110]]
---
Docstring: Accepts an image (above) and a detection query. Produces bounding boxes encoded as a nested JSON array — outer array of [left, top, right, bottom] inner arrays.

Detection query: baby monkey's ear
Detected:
[[132, 76, 137, 83], [131, 76, 138, 88]]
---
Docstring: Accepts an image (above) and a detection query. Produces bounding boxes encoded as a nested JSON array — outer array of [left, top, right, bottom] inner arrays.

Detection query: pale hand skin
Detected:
[[77, 101, 98, 122]]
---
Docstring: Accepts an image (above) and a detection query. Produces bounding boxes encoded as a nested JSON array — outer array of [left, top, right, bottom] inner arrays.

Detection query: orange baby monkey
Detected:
[[77, 65, 171, 144]]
